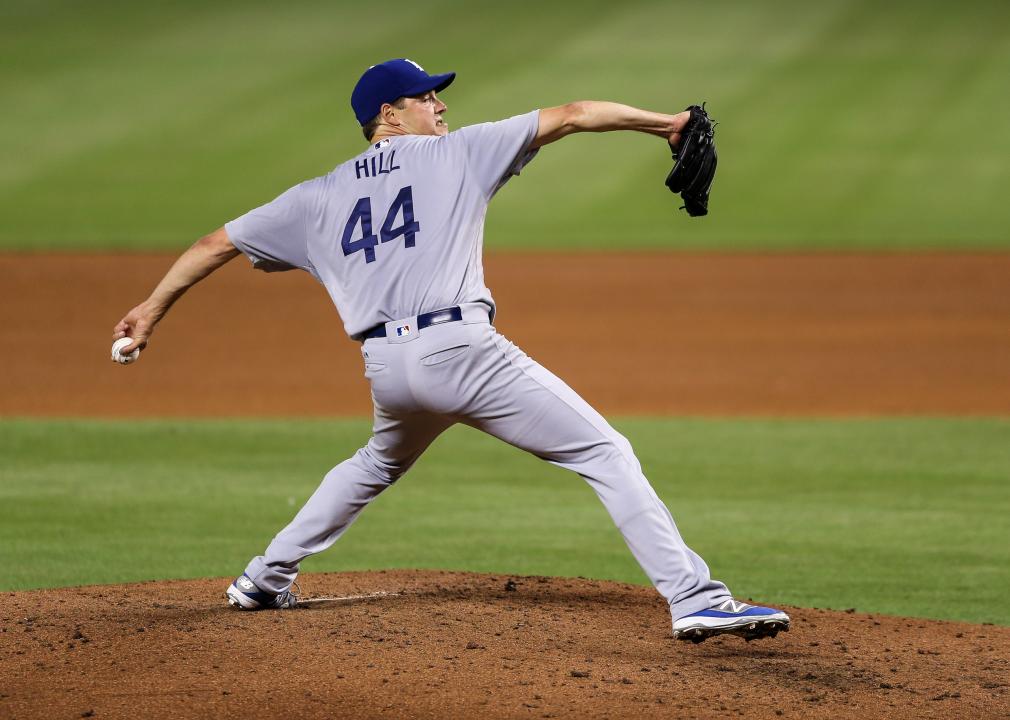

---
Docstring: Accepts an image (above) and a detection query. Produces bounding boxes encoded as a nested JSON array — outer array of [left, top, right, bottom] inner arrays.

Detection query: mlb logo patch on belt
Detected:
[[395, 324, 411, 337]]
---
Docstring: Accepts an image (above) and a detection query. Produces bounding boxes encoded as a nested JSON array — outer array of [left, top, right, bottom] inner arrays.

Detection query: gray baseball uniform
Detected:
[[225, 110, 731, 622]]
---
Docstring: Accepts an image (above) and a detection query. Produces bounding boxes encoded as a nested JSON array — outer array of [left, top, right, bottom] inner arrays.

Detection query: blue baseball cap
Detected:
[[351, 59, 456, 126]]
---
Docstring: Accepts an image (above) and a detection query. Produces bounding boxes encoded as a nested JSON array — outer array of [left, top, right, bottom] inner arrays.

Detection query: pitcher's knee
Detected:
[[355, 446, 411, 485], [585, 438, 642, 477]]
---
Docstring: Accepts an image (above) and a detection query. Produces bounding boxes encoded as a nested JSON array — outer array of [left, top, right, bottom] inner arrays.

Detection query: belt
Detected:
[[359, 306, 464, 341]]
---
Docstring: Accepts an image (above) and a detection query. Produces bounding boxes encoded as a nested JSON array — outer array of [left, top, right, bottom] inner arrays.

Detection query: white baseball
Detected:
[[111, 337, 140, 365]]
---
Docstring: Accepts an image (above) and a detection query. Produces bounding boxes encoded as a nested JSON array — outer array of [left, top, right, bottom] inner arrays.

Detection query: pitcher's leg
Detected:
[[467, 332, 731, 619], [245, 408, 452, 593]]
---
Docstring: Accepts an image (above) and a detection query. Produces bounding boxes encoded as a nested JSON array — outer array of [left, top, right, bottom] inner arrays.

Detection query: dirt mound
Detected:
[[2, 571, 1007, 719]]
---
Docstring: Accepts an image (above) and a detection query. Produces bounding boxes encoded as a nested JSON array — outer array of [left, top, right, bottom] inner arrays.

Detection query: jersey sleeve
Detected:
[[452, 110, 541, 199], [224, 184, 312, 273]]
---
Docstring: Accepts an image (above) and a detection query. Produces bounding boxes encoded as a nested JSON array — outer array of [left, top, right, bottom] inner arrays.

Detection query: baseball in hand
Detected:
[[111, 337, 140, 365]]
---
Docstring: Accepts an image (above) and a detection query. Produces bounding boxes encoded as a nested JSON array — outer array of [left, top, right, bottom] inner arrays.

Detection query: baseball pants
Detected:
[[243, 304, 731, 621]]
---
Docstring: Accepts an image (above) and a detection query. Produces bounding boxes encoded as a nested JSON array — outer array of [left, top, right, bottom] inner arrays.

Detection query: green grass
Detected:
[[1, 417, 1008, 625], [1, 0, 1009, 250]]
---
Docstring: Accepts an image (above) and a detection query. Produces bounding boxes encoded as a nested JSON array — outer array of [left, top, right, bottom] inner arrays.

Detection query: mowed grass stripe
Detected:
[[1, 0, 1009, 249], [1, 417, 1007, 625]]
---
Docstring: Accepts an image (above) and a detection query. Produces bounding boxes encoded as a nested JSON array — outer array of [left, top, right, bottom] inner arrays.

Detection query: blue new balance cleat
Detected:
[[673, 599, 790, 643], [225, 574, 298, 610]]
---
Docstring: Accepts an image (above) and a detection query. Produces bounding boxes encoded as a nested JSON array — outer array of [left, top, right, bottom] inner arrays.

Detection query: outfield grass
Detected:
[[1, 417, 1007, 625], [2, 0, 1009, 251]]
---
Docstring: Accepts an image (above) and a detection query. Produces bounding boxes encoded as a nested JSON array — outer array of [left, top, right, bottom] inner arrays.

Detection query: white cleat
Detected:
[[225, 574, 297, 610], [673, 599, 790, 643]]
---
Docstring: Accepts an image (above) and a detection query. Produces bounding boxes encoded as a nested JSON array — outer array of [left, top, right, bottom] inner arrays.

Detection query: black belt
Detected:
[[359, 306, 464, 341]]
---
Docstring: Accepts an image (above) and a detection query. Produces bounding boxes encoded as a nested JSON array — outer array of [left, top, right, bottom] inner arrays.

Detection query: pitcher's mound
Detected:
[[2, 570, 1007, 719]]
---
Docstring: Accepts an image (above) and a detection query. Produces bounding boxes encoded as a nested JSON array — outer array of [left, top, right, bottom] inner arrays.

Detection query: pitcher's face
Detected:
[[400, 91, 448, 136]]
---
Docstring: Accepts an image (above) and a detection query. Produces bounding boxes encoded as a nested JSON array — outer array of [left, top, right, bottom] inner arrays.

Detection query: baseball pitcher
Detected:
[[112, 59, 787, 643]]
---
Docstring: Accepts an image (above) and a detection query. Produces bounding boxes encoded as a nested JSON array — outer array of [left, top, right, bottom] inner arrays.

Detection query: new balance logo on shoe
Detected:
[[719, 599, 749, 614]]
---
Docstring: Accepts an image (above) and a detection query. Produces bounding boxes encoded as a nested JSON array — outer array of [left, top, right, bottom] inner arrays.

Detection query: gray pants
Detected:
[[244, 305, 731, 620]]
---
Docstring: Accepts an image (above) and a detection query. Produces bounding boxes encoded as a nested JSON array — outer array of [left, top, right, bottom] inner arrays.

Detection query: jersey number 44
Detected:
[[341, 186, 420, 264]]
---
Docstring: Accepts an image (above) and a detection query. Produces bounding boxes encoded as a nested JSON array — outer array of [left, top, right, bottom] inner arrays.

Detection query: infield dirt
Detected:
[[1, 252, 1009, 417], [2, 252, 1009, 719]]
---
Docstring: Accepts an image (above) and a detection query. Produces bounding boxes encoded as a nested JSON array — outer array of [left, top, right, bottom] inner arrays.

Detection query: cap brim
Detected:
[[403, 71, 455, 97]]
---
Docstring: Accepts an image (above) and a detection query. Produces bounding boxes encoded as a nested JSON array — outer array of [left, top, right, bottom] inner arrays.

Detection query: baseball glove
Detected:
[[665, 103, 717, 217]]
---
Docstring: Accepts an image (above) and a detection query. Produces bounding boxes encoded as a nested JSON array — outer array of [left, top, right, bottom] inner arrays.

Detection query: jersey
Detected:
[[225, 110, 541, 339]]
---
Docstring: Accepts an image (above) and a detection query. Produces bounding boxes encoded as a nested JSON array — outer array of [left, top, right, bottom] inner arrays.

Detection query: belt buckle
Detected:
[[424, 308, 456, 326]]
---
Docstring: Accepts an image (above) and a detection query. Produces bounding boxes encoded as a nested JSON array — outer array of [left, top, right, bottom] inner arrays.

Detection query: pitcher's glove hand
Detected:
[[665, 103, 718, 217]]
